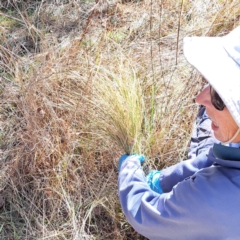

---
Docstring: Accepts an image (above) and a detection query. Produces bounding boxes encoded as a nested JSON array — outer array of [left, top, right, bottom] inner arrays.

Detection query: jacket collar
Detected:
[[213, 143, 240, 161], [209, 143, 240, 169]]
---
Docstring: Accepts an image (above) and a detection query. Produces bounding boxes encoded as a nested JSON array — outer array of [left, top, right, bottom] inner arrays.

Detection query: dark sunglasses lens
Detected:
[[210, 87, 225, 111]]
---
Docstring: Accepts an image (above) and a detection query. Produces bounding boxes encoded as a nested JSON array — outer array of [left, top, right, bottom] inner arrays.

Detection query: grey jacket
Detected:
[[118, 144, 240, 240]]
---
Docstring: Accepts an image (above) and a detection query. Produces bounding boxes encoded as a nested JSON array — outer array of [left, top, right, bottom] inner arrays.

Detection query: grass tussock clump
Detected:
[[93, 57, 145, 155], [1, 0, 240, 239]]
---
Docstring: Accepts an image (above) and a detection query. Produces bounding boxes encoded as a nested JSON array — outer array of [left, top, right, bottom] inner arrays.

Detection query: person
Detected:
[[118, 26, 240, 240]]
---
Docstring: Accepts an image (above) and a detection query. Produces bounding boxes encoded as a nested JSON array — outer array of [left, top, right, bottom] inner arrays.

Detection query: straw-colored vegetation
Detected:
[[0, 0, 239, 239]]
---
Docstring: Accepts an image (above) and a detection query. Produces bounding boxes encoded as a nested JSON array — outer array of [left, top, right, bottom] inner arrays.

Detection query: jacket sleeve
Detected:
[[159, 149, 213, 192], [118, 156, 230, 240]]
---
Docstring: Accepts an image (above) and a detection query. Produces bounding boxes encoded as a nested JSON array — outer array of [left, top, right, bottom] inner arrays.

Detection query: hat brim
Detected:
[[184, 36, 240, 128]]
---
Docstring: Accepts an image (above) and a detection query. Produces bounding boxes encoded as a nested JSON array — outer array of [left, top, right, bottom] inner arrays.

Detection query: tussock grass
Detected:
[[92, 56, 145, 155], [0, 0, 240, 239]]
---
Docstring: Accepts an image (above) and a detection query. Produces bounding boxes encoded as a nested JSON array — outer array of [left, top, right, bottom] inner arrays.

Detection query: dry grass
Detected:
[[0, 0, 240, 239]]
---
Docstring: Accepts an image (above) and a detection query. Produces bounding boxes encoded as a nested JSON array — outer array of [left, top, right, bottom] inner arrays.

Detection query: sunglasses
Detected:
[[210, 85, 225, 111]]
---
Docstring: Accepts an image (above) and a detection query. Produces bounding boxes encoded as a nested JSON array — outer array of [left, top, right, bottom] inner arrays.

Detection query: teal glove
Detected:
[[118, 154, 145, 171], [146, 170, 163, 194]]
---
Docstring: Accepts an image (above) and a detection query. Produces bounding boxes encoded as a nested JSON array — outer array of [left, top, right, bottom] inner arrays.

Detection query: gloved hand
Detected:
[[118, 154, 145, 171], [146, 170, 163, 194]]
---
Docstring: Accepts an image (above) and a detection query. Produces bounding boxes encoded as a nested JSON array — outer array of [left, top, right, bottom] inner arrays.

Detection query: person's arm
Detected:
[[159, 149, 213, 192], [118, 155, 231, 240], [144, 148, 214, 193]]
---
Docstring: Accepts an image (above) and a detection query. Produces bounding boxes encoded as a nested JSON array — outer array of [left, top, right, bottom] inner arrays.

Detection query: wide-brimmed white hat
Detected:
[[184, 26, 240, 128]]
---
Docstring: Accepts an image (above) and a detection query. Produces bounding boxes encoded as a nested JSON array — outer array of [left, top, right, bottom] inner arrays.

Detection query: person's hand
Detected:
[[146, 170, 163, 194], [118, 154, 145, 171]]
